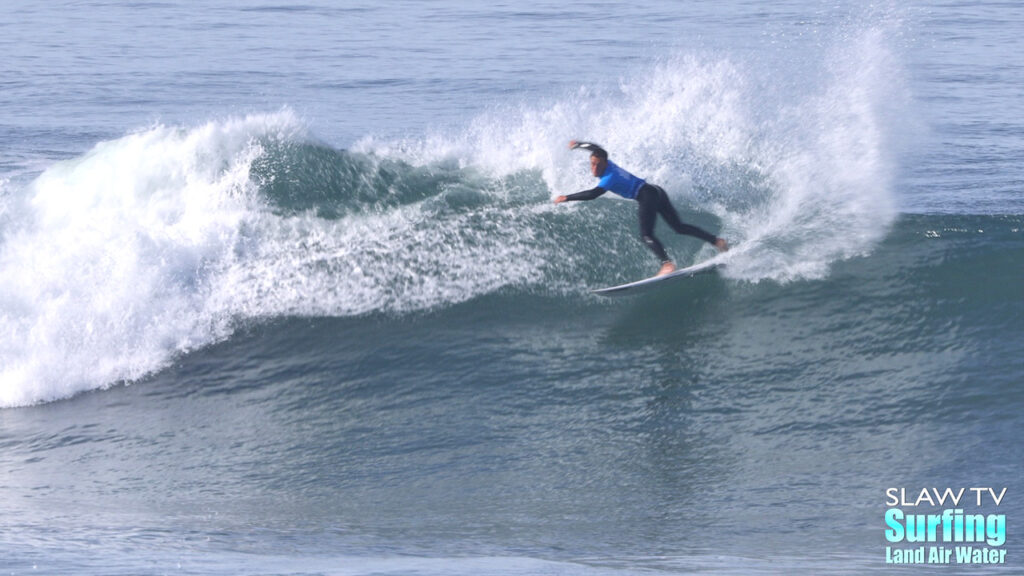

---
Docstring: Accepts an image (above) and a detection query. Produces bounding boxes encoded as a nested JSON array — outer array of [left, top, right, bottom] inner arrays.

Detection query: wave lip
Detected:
[[0, 111, 548, 407], [0, 113, 299, 407]]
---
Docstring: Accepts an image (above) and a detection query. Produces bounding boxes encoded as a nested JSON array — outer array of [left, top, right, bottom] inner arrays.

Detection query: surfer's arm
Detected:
[[569, 140, 606, 155], [555, 187, 607, 203]]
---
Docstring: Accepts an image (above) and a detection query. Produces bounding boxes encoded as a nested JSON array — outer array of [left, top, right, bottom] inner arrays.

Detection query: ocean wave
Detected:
[[0, 25, 913, 406]]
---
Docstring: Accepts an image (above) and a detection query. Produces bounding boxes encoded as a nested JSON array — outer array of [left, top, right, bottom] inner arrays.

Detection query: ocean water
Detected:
[[1, 1, 1022, 574]]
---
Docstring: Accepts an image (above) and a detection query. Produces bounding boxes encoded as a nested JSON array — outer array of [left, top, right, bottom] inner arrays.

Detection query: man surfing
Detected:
[[554, 141, 728, 276]]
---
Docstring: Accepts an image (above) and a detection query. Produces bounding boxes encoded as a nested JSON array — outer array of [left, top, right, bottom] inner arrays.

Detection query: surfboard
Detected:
[[592, 259, 723, 296]]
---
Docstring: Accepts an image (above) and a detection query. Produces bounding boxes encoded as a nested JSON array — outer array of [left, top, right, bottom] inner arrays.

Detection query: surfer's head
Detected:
[[569, 140, 609, 177]]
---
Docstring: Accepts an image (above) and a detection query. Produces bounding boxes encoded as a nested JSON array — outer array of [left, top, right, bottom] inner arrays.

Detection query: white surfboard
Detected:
[[592, 259, 723, 296]]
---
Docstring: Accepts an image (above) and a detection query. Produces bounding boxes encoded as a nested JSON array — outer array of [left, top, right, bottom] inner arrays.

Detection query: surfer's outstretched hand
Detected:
[[553, 195, 567, 204], [715, 238, 729, 252]]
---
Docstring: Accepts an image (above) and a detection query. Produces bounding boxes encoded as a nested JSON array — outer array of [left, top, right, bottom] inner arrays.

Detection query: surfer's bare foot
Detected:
[[657, 261, 676, 276], [715, 238, 729, 252]]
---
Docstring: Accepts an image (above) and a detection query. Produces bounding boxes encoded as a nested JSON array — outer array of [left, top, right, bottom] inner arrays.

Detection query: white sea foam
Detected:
[[1, 115, 272, 406], [0, 111, 542, 406], [725, 26, 908, 282]]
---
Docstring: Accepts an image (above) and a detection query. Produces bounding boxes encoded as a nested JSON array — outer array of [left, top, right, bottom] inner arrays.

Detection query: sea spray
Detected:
[[0, 115, 279, 406], [0, 112, 544, 407], [729, 27, 908, 282], [358, 26, 909, 284]]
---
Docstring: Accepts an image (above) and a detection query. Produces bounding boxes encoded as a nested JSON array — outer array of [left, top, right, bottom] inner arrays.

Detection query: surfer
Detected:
[[555, 141, 728, 276]]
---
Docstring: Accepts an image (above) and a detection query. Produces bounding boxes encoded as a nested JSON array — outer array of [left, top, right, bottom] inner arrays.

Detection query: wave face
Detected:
[[0, 111, 550, 407], [0, 28, 910, 406]]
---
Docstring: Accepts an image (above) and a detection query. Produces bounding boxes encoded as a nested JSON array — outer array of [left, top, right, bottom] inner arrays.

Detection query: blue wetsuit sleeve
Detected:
[[564, 186, 607, 201]]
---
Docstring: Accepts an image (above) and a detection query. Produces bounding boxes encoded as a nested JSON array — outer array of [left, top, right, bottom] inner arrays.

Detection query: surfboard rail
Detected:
[[591, 259, 723, 296]]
